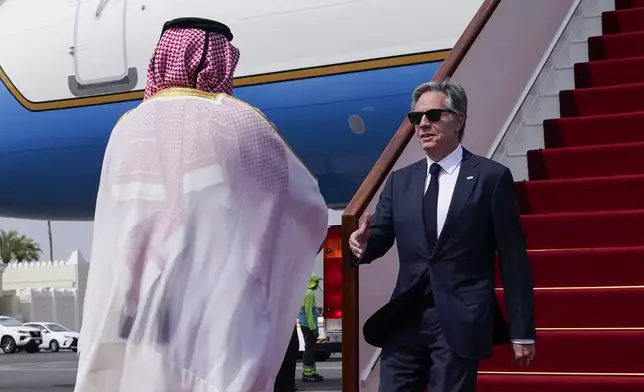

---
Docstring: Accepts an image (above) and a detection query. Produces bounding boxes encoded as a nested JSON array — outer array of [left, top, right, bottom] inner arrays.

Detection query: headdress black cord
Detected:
[[192, 32, 210, 88]]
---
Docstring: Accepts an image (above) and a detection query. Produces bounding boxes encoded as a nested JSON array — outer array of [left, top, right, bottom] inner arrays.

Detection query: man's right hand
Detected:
[[349, 213, 372, 260]]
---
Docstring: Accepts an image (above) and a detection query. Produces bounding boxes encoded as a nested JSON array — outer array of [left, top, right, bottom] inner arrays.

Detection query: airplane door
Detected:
[[73, 0, 128, 85]]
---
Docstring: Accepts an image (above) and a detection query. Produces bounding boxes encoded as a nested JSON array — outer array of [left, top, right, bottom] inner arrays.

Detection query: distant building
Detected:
[[0, 250, 89, 331]]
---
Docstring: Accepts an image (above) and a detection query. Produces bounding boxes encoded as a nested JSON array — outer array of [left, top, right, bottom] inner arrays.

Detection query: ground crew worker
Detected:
[[298, 274, 324, 382]]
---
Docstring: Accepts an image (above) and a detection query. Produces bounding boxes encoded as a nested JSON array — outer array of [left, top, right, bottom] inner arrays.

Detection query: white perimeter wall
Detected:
[[0, 250, 89, 331]]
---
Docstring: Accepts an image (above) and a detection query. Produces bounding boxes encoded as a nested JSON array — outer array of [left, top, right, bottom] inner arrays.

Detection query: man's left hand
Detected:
[[512, 343, 535, 367]]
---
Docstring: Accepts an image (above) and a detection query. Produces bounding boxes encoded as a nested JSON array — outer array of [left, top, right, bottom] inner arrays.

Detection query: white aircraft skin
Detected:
[[0, 0, 482, 219]]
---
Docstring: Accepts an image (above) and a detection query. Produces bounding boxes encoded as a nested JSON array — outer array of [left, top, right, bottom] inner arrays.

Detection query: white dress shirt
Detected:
[[424, 145, 463, 237], [424, 144, 534, 345]]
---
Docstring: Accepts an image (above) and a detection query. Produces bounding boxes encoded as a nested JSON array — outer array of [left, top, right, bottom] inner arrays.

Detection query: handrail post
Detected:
[[341, 214, 360, 392]]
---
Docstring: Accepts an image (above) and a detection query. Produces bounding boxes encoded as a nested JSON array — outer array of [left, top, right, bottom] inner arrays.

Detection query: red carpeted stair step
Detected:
[[473, 1, 644, 390], [603, 8, 644, 35], [574, 57, 644, 88], [543, 112, 644, 148], [560, 82, 644, 117], [616, 0, 644, 10], [588, 31, 644, 61], [521, 209, 644, 249], [495, 247, 644, 288], [515, 175, 644, 214], [480, 330, 644, 373], [478, 374, 644, 392], [496, 287, 644, 328], [527, 142, 644, 180]]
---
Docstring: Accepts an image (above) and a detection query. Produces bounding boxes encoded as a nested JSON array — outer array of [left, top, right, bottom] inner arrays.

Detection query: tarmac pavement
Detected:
[[0, 351, 341, 392]]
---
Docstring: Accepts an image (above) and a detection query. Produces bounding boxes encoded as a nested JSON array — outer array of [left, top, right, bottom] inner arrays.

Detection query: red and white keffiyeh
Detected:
[[144, 27, 240, 99]]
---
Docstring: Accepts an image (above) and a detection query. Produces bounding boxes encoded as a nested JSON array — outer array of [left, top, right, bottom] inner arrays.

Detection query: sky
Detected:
[[0, 218, 93, 261]]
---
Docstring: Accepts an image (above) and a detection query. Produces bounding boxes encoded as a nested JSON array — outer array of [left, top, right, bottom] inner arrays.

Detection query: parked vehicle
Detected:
[[0, 316, 42, 354], [23, 322, 78, 352]]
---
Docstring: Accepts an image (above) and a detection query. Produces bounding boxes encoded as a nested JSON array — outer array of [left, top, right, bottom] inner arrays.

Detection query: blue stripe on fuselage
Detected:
[[0, 61, 441, 220]]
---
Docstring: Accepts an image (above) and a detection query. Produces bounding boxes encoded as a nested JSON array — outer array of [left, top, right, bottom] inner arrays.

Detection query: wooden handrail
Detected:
[[340, 1, 502, 391]]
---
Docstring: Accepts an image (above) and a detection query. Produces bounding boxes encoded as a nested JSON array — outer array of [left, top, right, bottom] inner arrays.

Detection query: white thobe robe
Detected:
[[75, 88, 328, 392]]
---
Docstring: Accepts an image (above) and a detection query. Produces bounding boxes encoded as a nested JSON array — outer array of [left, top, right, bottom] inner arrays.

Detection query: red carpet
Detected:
[[559, 82, 644, 117], [617, 0, 644, 9], [588, 31, 644, 60], [495, 247, 644, 287], [479, 374, 644, 392], [496, 287, 644, 328], [574, 57, 644, 87], [603, 7, 644, 34], [515, 174, 644, 213], [527, 142, 644, 180], [543, 112, 644, 148], [478, 1, 644, 389], [522, 209, 644, 249], [483, 330, 644, 373]]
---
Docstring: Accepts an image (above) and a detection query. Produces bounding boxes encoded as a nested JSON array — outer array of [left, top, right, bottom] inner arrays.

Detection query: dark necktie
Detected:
[[423, 163, 442, 254]]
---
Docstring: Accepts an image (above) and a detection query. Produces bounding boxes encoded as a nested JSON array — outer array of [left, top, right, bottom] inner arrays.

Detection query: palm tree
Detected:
[[0, 230, 42, 264], [47, 221, 54, 262]]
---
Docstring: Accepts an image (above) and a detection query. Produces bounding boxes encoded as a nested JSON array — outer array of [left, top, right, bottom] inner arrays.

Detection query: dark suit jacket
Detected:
[[360, 148, 536, 360]]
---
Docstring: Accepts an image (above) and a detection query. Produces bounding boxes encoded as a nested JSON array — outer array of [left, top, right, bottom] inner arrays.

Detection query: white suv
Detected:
[[23, 322, 78, 352], [0, 316, 42, 354]]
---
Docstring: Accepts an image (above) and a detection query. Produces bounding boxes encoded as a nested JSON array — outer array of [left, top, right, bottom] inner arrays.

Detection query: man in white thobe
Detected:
[[75, 17, 328, 392]]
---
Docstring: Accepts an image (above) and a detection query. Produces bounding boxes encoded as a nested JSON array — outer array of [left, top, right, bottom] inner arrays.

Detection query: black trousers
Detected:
[[379, 306, 479, 392], [300, 326, 317, 369], [274, 326, 300, 392]]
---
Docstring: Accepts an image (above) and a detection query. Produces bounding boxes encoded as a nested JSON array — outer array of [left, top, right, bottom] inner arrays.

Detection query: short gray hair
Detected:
[[410, 78, 468, 141]]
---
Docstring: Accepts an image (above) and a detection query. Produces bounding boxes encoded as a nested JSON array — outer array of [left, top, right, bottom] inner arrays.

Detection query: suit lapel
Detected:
[[410, 159, 432, 257], [432, 149, 479, 258]]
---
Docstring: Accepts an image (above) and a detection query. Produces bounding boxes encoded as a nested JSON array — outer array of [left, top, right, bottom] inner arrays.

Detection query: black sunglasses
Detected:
[[407, 109, 455, 125]]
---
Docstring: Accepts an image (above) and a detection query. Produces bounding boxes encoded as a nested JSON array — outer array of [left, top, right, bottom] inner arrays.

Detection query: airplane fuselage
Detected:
[[0, 0, 482, 220]]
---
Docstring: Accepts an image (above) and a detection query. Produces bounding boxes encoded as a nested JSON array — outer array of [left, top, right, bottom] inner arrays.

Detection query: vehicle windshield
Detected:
[[0, 318, 22, 327], [45, 323, 69, 332]]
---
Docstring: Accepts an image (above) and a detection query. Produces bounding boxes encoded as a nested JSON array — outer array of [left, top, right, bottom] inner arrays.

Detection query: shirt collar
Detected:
[[426, 144, 463, 176]]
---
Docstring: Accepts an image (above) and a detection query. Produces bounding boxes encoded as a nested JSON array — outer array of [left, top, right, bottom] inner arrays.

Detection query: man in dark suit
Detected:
[[349, 79, 536, 392]]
